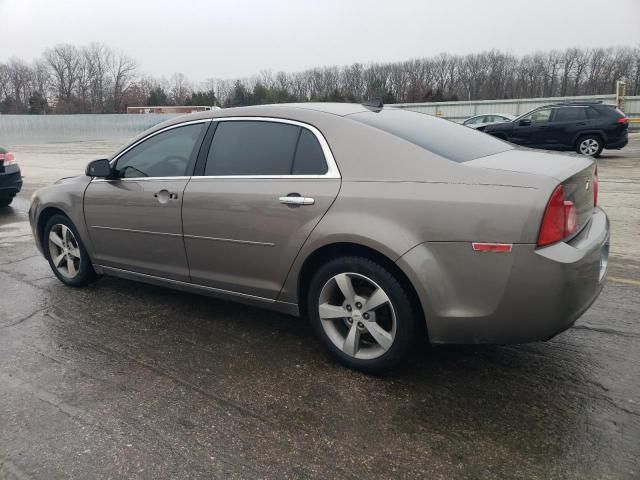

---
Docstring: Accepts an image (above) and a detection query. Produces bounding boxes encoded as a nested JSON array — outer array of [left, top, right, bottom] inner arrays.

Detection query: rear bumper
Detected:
[[0, 166, 22, 197], [397, 207, 609, 344], [605, 135, 628, 150]]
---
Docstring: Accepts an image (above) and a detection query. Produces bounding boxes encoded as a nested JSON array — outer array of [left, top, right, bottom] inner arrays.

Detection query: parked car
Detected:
[[483, 101, 629, 157], [0, 145, 22, 207], [29, 103, 609, 372], [463, 113, 515, 130]]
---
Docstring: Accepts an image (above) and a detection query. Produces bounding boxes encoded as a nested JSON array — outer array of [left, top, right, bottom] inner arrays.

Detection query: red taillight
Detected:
[[616, 117, 628, 124], [593, 163, 598, 207], [0, 152, 17, 166], [537, 185, 577, 247]]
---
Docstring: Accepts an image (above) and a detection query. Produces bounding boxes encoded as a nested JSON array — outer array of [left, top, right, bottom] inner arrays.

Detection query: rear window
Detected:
[[349, 108, 512, 162]]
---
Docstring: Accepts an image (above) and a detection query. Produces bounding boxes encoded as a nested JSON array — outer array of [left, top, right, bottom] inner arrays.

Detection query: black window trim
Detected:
[[194, 117, 340, 179]]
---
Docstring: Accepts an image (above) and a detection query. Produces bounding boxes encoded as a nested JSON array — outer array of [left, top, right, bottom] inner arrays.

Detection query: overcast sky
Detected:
[[1, 0, 639, 81]]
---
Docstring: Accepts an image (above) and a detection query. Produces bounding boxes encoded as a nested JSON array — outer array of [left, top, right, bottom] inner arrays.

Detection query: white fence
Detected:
[[391, 94, 640, 130], [0, 113, 180, 144]]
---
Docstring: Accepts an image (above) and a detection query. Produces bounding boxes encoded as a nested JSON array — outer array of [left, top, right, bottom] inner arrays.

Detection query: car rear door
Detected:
[[84, 121, 208, 281], [181, 118, 340, 300], [546, 106, 589, 147]]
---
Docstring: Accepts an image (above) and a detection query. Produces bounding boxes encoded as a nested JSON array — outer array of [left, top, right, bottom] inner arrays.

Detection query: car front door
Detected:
[[181, 118, 341, 300], [84, 121, 208, 281], [511, 107, 553, 147]]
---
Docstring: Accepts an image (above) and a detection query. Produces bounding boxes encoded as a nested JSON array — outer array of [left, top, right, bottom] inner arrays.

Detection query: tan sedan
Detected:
[[29, 103, 609, 371]]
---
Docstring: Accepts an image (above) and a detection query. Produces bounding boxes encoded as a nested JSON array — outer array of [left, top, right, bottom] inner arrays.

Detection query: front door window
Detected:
[[115, 123, 205, 178]]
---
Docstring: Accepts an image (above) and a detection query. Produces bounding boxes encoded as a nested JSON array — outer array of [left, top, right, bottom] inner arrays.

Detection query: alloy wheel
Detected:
[[579, 138, 600, 156], [318, 272, 396, 360], [48, 224, 81, 279]]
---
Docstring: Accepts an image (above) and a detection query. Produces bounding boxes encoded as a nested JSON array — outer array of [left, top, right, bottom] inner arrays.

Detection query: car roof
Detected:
[[186, 102, 371, 120], [466, 113, 515, 120], [545, 101, 614, 108]]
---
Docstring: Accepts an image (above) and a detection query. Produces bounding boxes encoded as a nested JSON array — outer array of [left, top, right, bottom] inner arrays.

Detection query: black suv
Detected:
[[483, 101, 629, 157]]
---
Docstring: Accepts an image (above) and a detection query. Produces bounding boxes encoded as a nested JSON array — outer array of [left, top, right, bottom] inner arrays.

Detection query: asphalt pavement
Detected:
[[1, 137, 639, 479]]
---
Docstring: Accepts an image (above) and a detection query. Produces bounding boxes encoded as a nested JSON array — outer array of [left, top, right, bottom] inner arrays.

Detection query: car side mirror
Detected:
[[519, 119, 532, 127], [85, 158, 112, 178]]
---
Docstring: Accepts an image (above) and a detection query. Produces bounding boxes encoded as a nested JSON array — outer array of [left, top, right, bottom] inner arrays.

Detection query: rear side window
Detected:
[[586, 108, 602, 120], [205, 120, 328, 176], [293, 129, 327, 175], [349, 109, 512, 163], [205, 121, 300, 175], [464, 116, 484, 125], [553, 107, 587, 122]]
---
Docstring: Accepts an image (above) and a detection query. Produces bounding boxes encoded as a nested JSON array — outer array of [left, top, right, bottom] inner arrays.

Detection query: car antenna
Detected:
[[362, 98, 384, 111]]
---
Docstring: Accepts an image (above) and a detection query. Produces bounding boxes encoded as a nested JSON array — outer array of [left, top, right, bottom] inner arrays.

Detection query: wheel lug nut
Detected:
[[346, 305, 352, 311], [355, 302, 362, 309], [358, 322, 364, 328], [363, 313, 369, 319]]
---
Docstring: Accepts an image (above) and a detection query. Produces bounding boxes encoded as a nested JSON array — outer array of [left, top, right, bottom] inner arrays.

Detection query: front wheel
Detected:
[[576, 135, 603, 157], [307, 256, 419, 372], [44, 215, 96, 287]]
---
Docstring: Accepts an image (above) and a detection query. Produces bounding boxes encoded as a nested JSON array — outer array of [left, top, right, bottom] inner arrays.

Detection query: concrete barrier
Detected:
[[0, 114, 181, 145]]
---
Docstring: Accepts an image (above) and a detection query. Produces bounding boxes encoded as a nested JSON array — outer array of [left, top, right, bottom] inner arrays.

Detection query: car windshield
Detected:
[[348, 108, 513, 162]]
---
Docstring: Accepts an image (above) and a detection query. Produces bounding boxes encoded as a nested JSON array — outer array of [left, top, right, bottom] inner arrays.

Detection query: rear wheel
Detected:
[[576, 135, 603, 157], [44, 215, 96, 287], [307, 256, 419, 372], [0, 196, 13, 207]]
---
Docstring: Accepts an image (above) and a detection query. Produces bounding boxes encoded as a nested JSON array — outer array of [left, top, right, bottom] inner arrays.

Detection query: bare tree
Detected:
[[109, 51, 137, 112], [169, 72, 190, 105], [44, 44, 82, 113]]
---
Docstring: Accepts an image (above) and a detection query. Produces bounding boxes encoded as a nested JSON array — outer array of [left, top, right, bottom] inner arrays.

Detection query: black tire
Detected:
[[307, 256, 419, 373], [43, 214, 96, 287], [576, 135, 603, 157], [0, 196, 13, 207]]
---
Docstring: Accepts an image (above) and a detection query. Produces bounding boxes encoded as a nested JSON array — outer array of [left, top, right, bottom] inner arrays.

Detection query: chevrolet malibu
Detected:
[[29, 103, 609, 372]]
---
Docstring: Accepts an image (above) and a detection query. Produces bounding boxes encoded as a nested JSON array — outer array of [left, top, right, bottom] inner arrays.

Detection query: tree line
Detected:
[[1, 43, 639, 114]]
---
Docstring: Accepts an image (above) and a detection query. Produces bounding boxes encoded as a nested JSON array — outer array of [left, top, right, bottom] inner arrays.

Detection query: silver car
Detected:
[[29, 103, 609, 372], [463, 113, 516, 129]]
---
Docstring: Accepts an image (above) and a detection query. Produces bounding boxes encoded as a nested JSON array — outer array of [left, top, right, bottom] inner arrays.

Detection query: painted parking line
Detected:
[[608, 276, 640, 286]]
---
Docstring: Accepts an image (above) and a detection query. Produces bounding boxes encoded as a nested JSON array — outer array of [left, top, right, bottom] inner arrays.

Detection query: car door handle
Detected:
[[154, 189, 179, 203], [279, 196, 315, 206]]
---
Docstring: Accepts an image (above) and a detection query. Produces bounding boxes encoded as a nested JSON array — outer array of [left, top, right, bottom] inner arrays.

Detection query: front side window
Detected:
[[204, 120, 328, 176], [522, 108, 553, 124], [115, 123, 205, 178]]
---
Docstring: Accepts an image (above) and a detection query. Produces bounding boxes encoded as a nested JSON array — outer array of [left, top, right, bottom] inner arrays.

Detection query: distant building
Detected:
[[127, 106, 219, 114]]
